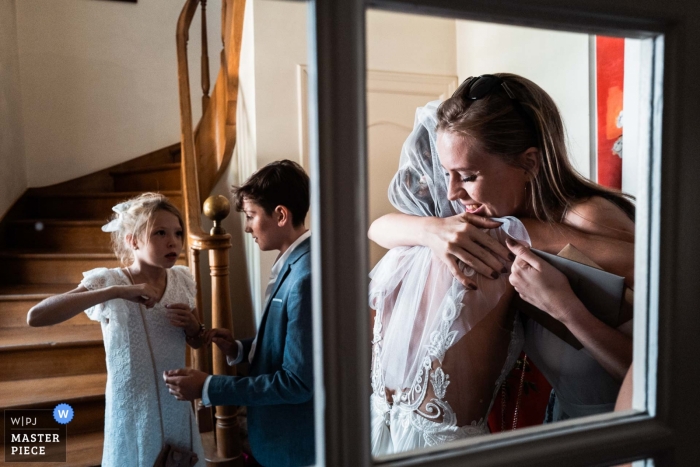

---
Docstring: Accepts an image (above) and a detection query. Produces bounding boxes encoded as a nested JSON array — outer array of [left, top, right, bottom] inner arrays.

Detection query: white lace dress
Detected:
[[370, 310, 523, 455], [82, 266, 205, 467], [369, 218, 528, 457]]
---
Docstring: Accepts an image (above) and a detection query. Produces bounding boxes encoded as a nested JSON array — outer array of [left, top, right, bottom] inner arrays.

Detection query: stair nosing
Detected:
[[0, 339, 103, 352], [110, 162, 181, 176], [8, 219, 104, 226], [0, 252, 118, 259], [0, 293, 57, 300], [28, 190, 182, 199]]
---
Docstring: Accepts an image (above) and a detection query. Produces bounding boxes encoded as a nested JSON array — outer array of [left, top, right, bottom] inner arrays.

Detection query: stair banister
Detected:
[[176, 0, 246, 464]]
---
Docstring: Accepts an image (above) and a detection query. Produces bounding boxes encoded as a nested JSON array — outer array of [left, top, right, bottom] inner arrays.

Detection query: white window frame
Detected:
[[306, 0, 700, 465]]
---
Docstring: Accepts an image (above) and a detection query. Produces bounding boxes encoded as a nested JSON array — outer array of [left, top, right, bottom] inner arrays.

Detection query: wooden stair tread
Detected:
[[0, 430, 104, 466], [0, 325, 102, 351], [0, 373, 106, 409], [110, 162, 181, 176], [0, 283, 77, 298], [27, 190, 181, 199], [0, 251, 117, 259], [8, 219, 104, 226]]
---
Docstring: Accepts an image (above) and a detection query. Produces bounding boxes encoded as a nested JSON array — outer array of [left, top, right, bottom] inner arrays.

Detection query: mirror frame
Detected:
[[307, 0, 700, 465]]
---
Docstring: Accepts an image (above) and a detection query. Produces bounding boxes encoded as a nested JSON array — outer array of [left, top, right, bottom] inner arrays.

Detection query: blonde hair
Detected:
[[107, 193, 184, 266], [437, 73, 635, 222]]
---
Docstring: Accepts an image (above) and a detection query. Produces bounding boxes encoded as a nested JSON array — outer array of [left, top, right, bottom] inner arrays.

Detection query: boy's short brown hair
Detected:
[[232, 160, 309, 227]]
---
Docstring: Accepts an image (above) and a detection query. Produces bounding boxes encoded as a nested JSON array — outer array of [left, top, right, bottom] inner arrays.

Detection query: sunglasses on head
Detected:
[[454, 74, 537, 133]]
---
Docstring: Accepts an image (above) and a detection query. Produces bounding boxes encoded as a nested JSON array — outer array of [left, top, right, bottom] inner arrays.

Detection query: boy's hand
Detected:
[[165, 303, 200, 336], [209, 328, 238, 359], [117, 283, 160, 308], [163, 368, 208, 401]]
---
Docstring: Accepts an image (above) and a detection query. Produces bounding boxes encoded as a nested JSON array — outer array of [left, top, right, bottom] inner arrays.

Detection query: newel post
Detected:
[[202, 195, 243, 464]]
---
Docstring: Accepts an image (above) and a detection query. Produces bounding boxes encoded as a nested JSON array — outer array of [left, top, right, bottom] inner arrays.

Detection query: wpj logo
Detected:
[[4, 405, 71, 463]]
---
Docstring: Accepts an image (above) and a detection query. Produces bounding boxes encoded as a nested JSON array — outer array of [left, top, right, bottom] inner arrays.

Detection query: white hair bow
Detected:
[[101, 200, 133, 233]]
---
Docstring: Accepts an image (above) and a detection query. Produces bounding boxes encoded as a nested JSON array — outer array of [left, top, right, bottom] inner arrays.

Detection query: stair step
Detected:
[[25, 191, 183, 220], [0, 373, 106, 410], [0, 325, 102, 351], [0, 373, 106, 439], [0, 285, 94, 328], [0, 252, 120, 284], [0, 431, 104, 466], [111, 163, 181, 191], [0, 325, 105, 382], [5, 220, 110, 252], [0, 251, 187, 284]]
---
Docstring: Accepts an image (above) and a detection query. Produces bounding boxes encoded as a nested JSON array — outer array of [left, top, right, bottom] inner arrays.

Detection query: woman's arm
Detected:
[[506, 239, 632, 381], [27, 282, 162, 327], [368, 212, 512, 288]]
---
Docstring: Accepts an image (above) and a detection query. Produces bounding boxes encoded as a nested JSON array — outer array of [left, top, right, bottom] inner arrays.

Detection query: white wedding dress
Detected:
[[82, 266, 205, 467], [369, 101, 528, 456]]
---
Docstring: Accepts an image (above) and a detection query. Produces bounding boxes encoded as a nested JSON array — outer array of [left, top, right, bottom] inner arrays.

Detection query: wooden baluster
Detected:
[[203, 196, 243, 464], [189, 247, 214, 433], [201, 0, 210, 112]]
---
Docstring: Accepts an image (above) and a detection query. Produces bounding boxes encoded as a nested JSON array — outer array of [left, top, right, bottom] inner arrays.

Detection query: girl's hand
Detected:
[[165, 303, 200, 336], [506, 237, 578, 323], [117, 283, 161, 308], [208, 328, 238, 359], [427, 213, 513, 288]]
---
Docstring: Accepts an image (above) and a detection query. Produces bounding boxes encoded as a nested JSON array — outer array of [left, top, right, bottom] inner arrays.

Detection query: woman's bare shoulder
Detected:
[[564, 196, 634, 240]]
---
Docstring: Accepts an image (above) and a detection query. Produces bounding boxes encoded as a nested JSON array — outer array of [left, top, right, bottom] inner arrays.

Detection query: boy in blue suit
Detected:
[[164, 160, 314, 467]]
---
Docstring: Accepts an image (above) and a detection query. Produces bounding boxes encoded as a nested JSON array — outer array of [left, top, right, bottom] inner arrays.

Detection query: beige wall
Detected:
[[365, 10, 458, 267], [14, 0, 220, 188], [455, 21, 592, 178], [0, 0, 26, 218], [367, 9, 456, 75]]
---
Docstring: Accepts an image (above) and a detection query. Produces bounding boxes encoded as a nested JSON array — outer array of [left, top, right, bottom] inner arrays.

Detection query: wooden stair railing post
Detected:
[[201, 0, 210, 113], [200, 195, 242, 461], [189, 246, 214, 433]]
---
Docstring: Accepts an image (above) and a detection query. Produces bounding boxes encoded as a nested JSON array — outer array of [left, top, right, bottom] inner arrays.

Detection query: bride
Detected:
[[369, 100, 528, 455]]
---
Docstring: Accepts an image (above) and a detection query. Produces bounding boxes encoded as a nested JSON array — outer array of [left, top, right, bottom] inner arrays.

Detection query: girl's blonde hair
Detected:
[[437, 73, 635, 223], [107, 193, 184, 266]]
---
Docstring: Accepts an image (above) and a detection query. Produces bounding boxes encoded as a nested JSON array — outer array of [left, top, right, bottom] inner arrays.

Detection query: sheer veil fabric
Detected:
[[370, 101, 530, 455]]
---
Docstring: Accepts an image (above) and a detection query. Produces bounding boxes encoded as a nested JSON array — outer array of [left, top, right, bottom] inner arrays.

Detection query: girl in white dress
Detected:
[[28, 192, 207, 467]]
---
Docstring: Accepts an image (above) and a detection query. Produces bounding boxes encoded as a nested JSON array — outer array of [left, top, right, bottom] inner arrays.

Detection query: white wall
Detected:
[[0, 0, 27, 218], [15, 0, 220, 187], [240, 3, 458, 317], [455, 21, 592, 178]]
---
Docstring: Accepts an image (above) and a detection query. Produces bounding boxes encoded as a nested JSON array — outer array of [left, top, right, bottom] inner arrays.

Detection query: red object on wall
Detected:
[[596, 36, 625, 190]]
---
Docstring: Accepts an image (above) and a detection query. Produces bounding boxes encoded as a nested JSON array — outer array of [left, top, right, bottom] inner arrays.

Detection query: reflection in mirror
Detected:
[[365, 9, 651, 459], [0, 0, 316, 465]]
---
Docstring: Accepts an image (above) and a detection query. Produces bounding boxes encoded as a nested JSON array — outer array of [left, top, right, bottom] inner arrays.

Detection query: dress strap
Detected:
[[137, 304, 194, 451]]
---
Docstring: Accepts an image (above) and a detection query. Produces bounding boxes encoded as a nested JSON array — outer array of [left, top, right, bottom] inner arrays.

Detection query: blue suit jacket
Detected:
[[208, 238, 314, 467]]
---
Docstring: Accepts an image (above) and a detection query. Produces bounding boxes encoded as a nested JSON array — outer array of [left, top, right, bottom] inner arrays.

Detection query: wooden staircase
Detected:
[[0, 144, 185, 466]]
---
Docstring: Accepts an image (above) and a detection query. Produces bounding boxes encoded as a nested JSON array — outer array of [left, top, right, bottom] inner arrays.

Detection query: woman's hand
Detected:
[[505, 237, 577, 323], [165, 303, 200, 336], [117, 283, 161, 308], [505, 237, 632, 381], [426, 213, 513, 289]]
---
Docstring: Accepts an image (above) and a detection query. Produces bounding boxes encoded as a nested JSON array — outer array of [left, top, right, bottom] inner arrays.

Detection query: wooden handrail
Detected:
[[176, 0, 246, 464]]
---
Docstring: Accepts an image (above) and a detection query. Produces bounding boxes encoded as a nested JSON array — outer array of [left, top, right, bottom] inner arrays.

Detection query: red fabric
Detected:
[[596, 36, 625, 190], [488, 352, 552, 432]]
